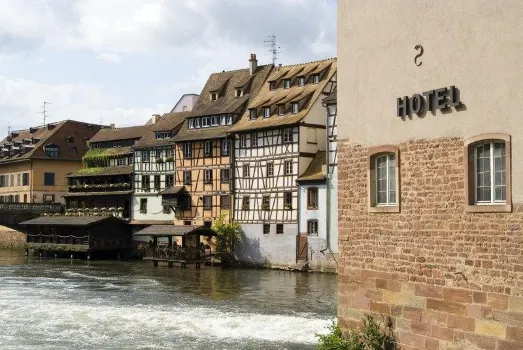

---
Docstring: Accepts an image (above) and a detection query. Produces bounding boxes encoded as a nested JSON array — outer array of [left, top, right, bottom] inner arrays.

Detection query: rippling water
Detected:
[[0, 250, 337, 349]]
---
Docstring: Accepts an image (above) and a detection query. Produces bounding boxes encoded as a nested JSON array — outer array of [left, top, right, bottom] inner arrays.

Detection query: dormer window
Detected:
[[264, 107, 271, 118], [291, 102, 299, 114], [44, 144, 59, 158], [155, 132, 169, 139], [312, 74, 320, 84], [211, 116, 219, 126], [226, 116, 233, 125], [236, 89, 243, 97], [269, 81, 276, 90], [202, 117, 210, 128], [189, 119, 195, 129], [283, 79, 291, 89], [194, 118, 201, 128], [278, 105, 285, 116], [113, 141, 122, 147], [298, 76, 305, 86], [210, 92, 218, 101], [250, 109, 257, 120]]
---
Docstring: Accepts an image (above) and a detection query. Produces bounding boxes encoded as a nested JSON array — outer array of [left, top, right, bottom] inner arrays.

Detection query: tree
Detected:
[[212, 211, 242, 264]]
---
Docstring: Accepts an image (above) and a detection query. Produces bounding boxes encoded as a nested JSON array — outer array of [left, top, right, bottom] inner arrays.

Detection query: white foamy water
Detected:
[[0, 254, 337, 350]]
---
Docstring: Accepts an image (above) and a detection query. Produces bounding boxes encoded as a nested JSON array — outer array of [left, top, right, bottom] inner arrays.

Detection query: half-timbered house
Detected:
[[229, 58, 337, 268], [169, 54, 272, 227], [64, 125, 151, 220], [131, 112, 189, 227]]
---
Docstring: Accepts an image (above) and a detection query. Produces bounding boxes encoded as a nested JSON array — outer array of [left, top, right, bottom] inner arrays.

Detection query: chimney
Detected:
[[152, 114, 160, 124], [110, 123, 116, 129], [249, 53, 258, 75]]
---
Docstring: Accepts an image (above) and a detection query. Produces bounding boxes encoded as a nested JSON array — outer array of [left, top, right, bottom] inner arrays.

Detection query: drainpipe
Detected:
[[324, 103, 331, 251]]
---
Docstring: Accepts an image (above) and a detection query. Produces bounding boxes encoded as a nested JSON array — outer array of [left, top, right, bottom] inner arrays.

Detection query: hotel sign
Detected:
[[397, 86, 462, 117]]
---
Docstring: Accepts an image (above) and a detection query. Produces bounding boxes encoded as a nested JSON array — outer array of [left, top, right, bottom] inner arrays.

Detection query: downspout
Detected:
[[324, 102, 331, 251]]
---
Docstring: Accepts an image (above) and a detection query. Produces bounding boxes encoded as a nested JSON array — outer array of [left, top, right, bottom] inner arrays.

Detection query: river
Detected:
[[0, 250, 337, 350]]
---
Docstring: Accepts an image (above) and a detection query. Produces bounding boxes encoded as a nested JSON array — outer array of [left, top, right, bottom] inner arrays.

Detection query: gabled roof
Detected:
[[297, 151, 327, 183], [133, 111, 190, 149], [229, 58, 337, 133], [88, 125, 153, 144], [0, 120, 103, 163], [172, 64, 273, 142]]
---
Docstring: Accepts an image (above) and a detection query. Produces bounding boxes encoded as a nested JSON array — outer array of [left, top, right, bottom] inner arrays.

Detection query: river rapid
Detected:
[[0, 250, 337, 349]]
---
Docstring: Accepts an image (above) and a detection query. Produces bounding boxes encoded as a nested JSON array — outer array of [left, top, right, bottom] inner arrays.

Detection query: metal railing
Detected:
[[142, 247, 210, 262], [0, 203, 63, 214]]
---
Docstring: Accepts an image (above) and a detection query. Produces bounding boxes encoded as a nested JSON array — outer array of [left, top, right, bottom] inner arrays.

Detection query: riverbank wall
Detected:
[[0, 226, 26, 250]]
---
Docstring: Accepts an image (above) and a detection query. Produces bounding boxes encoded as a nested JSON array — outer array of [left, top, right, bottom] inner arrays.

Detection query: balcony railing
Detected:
[[69, 183, 131, 192], [141, 247, 211, 262]]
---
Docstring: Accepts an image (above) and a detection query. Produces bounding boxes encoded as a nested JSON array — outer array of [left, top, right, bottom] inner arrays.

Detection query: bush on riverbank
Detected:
[[212, 212, 242, 264], [316, 315, 396, 350]]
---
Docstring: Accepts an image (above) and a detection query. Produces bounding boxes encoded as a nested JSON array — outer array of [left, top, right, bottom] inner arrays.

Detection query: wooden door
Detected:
[[297, 234, 308, 261]]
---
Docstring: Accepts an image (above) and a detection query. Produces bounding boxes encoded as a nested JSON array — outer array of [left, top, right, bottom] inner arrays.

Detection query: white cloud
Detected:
[[96, 52, 121, 62]]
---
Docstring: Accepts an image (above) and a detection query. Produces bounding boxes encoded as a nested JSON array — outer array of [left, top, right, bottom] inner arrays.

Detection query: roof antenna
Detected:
[[38, 101, 51, 126], [7, 123, 11, 136], [264, 34, 281, 66]]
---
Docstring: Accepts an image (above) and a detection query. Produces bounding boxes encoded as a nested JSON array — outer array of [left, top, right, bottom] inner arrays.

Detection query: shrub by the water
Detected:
[[316, 315, 396, 350]]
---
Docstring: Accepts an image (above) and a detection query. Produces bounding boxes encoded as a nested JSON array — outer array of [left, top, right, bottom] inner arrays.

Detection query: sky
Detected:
[[0, 0, 336, 132]]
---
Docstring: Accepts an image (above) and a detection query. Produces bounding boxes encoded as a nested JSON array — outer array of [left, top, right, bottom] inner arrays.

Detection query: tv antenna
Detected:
[[38, 102, 51, 125], [7, 123, 11, 136], [264, 34, 281, 66]]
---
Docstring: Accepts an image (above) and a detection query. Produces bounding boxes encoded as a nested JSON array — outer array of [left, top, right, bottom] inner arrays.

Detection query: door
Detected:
[[297, 234, 308, 261]]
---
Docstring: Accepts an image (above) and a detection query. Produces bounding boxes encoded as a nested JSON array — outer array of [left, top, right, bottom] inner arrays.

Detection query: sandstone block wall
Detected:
[[0, 227, 26, 249], [338, 137, 523, 349]]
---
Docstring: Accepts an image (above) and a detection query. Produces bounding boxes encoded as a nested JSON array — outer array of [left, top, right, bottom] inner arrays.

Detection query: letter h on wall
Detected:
[[397, 96, 409, 117]]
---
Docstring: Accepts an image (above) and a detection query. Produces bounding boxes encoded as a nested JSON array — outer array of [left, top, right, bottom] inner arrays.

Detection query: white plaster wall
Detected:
[[172, 94, 198, 112], [338, 0, 523, 202], [327, 173, 338, 253], [298, 184, 327, 236], [236, 223, 298, 266], [132, 194, 174, 222]]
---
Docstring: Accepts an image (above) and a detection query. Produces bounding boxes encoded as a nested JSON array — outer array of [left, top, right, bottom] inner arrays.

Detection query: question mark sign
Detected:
[[414, 45, 423, 66]]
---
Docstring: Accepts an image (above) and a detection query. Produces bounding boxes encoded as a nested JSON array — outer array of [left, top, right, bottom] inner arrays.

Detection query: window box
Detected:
[[261, 203, 270, 211], [156, 157, 164, 163], [165, 156, 174, 162], [242, 204, 250, 211], [284, 203, 292, 210]]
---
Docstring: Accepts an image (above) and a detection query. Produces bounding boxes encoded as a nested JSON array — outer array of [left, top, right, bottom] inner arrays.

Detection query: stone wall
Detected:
[[0, 226, 26, 249], [338, 137, 523, 349]]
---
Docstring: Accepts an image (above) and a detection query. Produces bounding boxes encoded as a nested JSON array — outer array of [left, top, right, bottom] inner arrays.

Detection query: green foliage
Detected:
[[75, 167, 108, 175], [211, 211, 242, 264], [82, 148, 130, 167], [316, 316, 396, 350]]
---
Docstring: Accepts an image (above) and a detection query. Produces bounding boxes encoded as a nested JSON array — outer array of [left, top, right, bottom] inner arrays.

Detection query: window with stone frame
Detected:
[[307, 187, 318, 209], [307, 220, 318, 235], [368, 146, 400, 213], [465, 134, 511, 213]]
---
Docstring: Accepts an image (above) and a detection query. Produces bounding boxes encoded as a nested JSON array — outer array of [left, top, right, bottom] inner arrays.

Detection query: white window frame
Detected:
[[189, 119, 195, 129], [194, 118, 201, 128], [211, 92, 218, 101], [312, 74, 320, 84], [298, 76, 305, 86], [264, 107, 271, 118], [250, 109, 257, 120], [211, 116, 219, 126], [283, 128, 293, 143], [220, 116, 226, 126], [117, 158, 126, 166], [204, 169, 212, 184], [283, 79, 291, 89], [202, 117, 210, 128], [222, 140, 230, 156], [204, 140, 212, 157], [183, 143, 192, 158], [226, 116, 232, 125], [266, 163, 274, 177], [243, 164, 250, 178], [251, 133, 258, 147], [375, 154, 396, 206], [236, 89, 242, 97], [285, 160, 293, 175], [240, 134, 247, 148], [307, 220, 318, 235], [278, 105, 285, 116], [291, 102, 299, 114], [474, 141, 506, 205], [183, 171, 192, 185]]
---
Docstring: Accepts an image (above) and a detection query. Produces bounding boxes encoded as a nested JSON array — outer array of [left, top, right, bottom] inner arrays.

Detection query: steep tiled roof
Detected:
[[323, 88, 337, 104], [88, 125, 153, 144], [0, 120, 103, 163], [297, 151, 327, 182], [172, 64, 273, 142], [229, 58, 337, 133], [133, 111, 190, 149]]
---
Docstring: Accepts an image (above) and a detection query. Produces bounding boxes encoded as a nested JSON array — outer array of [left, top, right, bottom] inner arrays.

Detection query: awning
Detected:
[[160, 186, 186, 196], [133, 225, 216, 237]]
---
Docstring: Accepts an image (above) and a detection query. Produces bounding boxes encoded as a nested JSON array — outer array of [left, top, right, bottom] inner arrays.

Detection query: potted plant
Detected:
[[261, 204, 270, 211], [284, 204, 292, 210], [165, 156, 174, 163], [242, 204, 250, 211], [156, 157, 164, 163]]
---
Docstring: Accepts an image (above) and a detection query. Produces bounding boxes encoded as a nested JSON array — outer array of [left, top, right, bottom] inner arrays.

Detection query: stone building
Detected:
[[0, 120, 103, 204], [338, 1, 523, 349]]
